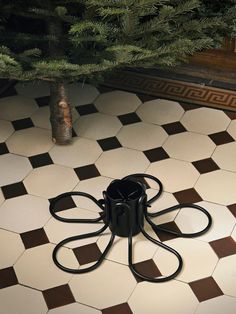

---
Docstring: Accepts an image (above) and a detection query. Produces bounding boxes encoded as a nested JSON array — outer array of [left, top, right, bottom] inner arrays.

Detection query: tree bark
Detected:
[[49, 81, 72, 144], [47, 17, 73, 144]]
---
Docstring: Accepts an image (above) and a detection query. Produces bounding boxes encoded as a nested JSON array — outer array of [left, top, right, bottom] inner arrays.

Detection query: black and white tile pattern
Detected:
[[0, 81, 236, 313]]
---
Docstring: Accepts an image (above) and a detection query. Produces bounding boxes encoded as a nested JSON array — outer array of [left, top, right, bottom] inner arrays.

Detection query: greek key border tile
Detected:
[[105, 71, 236, 111]]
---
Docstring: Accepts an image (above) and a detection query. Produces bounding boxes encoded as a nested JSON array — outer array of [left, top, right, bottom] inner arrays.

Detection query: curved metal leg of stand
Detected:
[[122, 173, 212, 238], [49, 191, 105, 223], [119, 200, 183, 282], [145, 203, 212, 238], [52, 224, 115, 274], [50, 191, 114, 274], [128, 221, 183, 282]]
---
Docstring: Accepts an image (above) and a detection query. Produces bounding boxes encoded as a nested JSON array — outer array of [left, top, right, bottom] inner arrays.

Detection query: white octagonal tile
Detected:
[[137, 99, 184, 125], [96, 147, 149, 179], [154, 238, 218, 282], [128, 281, 198, 314], [67, 82, 99, 107], [48, 303, 101, 314], [0, 229, 25, 268], [0, 120, 14, 142], [163, 132, 215, 162], [227, 120, 236, 140], [15, 80, 50, 98], [97, 225, 158, 265], [181, 107, 230, 135], [6, 127, 54, 157], [73, 112, 122, 140], [0, 153, 32, 186], [0, 195, 50, 233], [175, 201, 236, 242], [44, 208, 102, 248], [0, 285, 47, 314], [73, 176, 113, 212], [195, 295, 236, 314], [195, 170, 236, 205], [31, 106, 51, 129], [0, 189, 4, 206], [213, 254, 236, 297], [117, 122, 168, 151], [146, 158, 199, 193], [0, 95, 38, 121], [94, 90, 141, 116], [212, 142, 236, 172], [69, 260, 136, 309], [14, 243, 74, 290], [24, 164, 78, 199], [49, 137, 102, 168], [146, 190, 179, 224], [232, 225, 236, 242]]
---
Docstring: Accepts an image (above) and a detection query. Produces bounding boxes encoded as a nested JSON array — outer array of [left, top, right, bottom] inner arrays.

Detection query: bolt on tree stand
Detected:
[[50, 174, 212, 282]]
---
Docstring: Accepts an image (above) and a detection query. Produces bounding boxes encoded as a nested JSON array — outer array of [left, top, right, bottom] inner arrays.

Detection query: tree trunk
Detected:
[[47, 17, 73, 144], [49, 81, 72, 144]]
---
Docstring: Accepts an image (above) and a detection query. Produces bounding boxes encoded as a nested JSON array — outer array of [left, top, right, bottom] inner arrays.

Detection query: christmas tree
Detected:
[[199, 0, 236, 36], [0, 0, 233, 144]]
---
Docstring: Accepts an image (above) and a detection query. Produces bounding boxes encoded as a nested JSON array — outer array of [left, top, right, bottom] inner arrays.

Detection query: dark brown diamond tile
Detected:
[[0, 142, 9, 155], [0, 84, 17, 98], [49, 195, 76, 213], [76, 103, 98, 116], [72, 128, 77, 137], [12, 118, 34, 130], [97, 85, 115, 94], [133, 259, 162, 283], [102, 302, 133, 314], [43, 284, 75, 310], [118, 112, 141, 125], [98, 137, 122, 151], [73, 243, 102, 265], [224, 110, 236, 120], [154, 221, 180, 242], [227, 204, 236, 218], [179, 102, 199, 111], [189, 277, 223, 302], [29, 153, 53, 168], [192, 158, 219, 174], [1, 182, 27, 199], [210, 237, 236, 258], [21, 228, 49, 249], [174, 188, 202, 203], [143, 147, 169, 163], [74, 164, 100, 181], [137, 93, 157, 102], [162, 122, 186, 135], [0, 267, 18, 289], [209, 131, 234, 145], [35, 96, 50, 107]]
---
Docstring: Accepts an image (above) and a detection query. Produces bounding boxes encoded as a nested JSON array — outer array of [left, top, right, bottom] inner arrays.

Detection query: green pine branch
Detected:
[[0, 0, 234, 82]]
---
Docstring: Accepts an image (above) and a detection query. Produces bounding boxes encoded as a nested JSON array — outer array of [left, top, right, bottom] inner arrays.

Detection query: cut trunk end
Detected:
[[49, 82, 72, 145]]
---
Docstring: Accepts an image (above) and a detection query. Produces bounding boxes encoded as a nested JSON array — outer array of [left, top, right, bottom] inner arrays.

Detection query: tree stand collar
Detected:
[[106, 178, 146, 237], [49, 174, 212, 282]]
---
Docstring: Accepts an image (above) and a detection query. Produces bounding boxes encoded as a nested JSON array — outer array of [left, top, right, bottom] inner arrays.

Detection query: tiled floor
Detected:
[[0, 81, 236, 314]]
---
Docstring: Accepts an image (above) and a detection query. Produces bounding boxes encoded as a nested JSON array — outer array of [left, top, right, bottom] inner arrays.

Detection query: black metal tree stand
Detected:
[[49, 174, 212, 282]]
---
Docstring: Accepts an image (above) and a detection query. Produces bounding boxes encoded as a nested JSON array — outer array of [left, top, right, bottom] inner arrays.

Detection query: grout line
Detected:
[[75, 300, 102, 312], [2, 88, 236, 312], [126, 281, 138, 305]]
